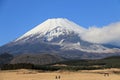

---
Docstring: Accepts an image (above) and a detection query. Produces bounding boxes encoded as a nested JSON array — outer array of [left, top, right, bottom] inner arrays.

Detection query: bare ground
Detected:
[[0, 68, 120, 80]]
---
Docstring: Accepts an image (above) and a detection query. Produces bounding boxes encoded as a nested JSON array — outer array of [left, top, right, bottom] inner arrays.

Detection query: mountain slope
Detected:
[[0, 18, 120, 61], [10, 53, 65, 65], [15, 18, 85, 42], [0, 53, 13, 66]]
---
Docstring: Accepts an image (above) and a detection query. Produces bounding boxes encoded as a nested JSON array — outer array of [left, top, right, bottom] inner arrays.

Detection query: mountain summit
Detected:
[[16, 18, 85, 42], [0, 18, 120, 61]]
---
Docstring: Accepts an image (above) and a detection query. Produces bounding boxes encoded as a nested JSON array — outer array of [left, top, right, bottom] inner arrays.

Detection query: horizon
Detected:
[[0, 0, 120, 46]]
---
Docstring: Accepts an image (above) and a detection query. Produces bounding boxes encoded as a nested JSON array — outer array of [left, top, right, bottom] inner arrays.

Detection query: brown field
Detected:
[[0, 68, 120, 80]]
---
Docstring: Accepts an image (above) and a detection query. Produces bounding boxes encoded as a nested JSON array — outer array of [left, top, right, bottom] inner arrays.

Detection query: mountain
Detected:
[[0, 53, 13, 66], [10, 53, 65, 65], [0, 18, 120, 65]]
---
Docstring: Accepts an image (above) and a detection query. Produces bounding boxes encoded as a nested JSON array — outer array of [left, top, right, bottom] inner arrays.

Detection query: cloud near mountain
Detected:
[[81, 22, 120, 46], [0, 18, 120, 60]]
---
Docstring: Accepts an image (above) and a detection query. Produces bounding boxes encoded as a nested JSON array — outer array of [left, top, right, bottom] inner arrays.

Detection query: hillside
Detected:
[[56, 56, 120, 66], [1, 56, 120, 71]]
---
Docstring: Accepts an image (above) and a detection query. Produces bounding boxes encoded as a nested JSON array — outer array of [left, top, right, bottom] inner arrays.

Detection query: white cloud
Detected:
[[81, 22, 120, 46]]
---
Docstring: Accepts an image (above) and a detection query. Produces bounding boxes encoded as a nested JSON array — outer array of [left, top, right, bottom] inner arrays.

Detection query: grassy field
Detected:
[[1, 56, 120, 80], [0, 68, 120, 80]]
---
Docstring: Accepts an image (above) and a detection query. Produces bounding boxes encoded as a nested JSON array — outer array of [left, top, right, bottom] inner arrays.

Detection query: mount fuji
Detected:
[[0, 18, 120, 64]]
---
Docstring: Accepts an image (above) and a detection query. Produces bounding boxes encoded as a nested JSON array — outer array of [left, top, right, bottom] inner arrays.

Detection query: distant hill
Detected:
[[51, 56, 120, 69], [10, 53, 65, 65], [0, 53, 13, 66], [1, 55, 120, 70]]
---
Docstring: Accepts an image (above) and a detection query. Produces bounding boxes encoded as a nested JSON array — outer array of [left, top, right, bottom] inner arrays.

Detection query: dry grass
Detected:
[[0, 68, 120, 80]]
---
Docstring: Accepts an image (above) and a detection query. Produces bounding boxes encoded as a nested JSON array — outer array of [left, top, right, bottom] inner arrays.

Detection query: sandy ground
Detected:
[[0, 69, 120, 80]]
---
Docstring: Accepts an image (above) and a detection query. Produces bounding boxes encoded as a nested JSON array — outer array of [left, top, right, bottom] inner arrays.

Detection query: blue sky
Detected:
[[0, 0, 120, 46]]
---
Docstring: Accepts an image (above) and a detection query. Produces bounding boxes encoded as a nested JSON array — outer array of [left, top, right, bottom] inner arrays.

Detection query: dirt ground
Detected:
[[0, 68, 120, 80]]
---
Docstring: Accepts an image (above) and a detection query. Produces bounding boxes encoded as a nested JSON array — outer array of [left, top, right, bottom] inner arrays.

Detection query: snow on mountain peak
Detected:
[[2, 18, 120, 56], [16, 18, 86, 41]]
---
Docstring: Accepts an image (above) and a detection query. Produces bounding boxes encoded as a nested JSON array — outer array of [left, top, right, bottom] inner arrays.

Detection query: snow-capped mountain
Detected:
[[15, 18, 85, 43], [0, 18, 120, 60]]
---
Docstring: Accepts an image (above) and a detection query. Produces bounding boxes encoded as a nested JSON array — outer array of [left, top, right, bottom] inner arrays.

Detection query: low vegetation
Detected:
[[1, 56, 120, 71]]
